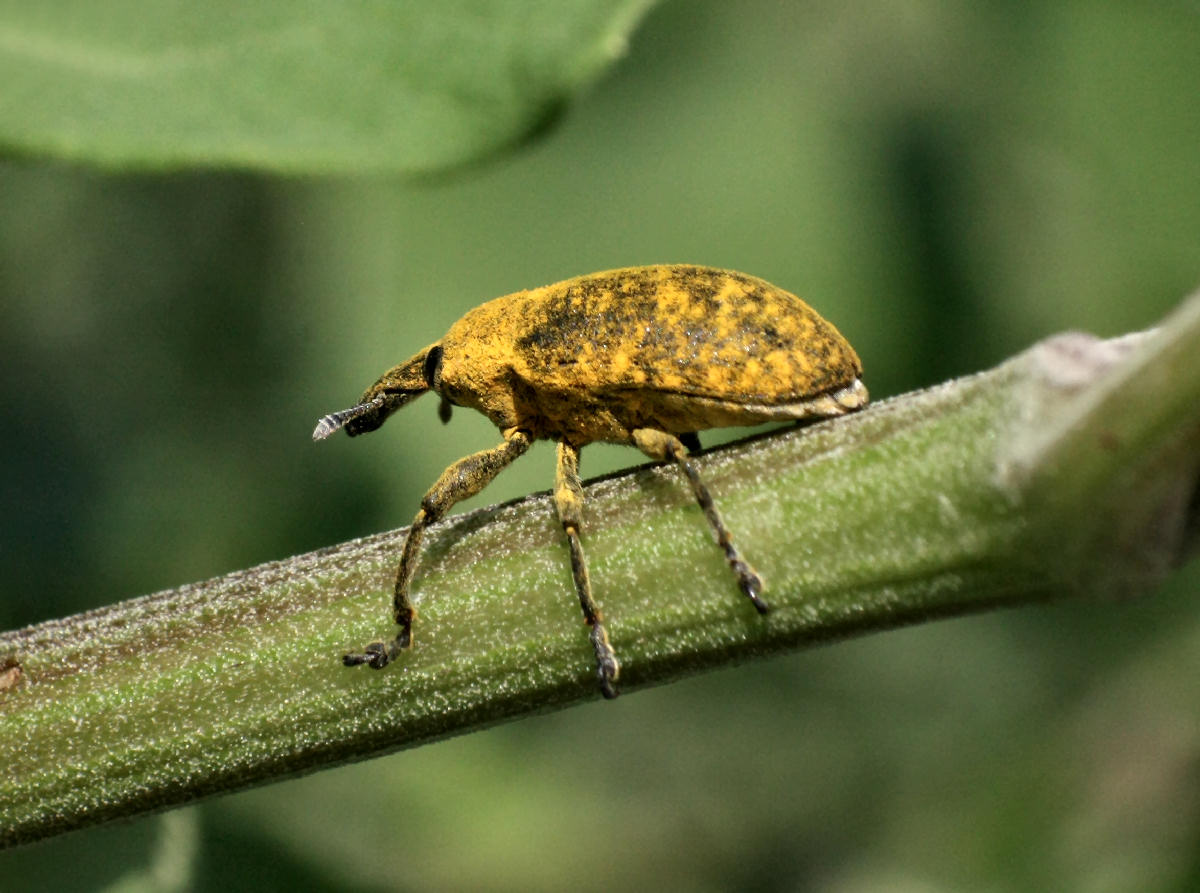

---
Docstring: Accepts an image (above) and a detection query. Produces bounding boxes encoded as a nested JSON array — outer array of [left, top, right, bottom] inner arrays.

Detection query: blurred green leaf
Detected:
[[0, 0, 656, 173]]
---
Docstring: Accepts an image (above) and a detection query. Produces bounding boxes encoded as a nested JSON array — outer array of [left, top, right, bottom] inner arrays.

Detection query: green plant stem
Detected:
[[3, 292, 1198, 849]]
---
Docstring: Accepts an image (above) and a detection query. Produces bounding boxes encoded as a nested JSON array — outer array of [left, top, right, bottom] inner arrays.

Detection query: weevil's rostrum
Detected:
[[314, 265, 867, 698]]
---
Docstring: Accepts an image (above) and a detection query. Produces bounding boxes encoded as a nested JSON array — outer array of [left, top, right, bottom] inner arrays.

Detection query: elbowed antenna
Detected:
[[312, 397, 384, 441]]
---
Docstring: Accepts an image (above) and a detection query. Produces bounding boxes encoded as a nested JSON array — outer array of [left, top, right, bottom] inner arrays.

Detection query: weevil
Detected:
[[314, 265, 867, 698]]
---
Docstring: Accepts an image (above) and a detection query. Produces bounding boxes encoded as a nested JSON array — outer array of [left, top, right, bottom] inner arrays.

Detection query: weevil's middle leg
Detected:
[[344, 429, 532, 670], [631, 428, 768, 614], [555, 441, 620, 699]]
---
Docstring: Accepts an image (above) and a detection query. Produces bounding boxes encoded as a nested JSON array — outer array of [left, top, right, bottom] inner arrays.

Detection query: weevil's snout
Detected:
[[312, 391, 415, 441], [313, 349, 438, 441], [313, 398, 380, 440], [342, 409, 385, 437]]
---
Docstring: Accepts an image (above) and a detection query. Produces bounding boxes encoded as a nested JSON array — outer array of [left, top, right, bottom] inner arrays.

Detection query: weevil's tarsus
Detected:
[[342, 638, 405, 669], [0, 659, 23, 692], [343, 430, 532, 670], [632, 427, 769, 614], [590, 623, 619, 700], [739, 572, 769, 615], [555, 441, 620, 698]]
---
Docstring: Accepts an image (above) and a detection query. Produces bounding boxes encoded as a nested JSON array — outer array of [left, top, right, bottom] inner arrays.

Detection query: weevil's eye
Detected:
[[423, 345, 444, 391]]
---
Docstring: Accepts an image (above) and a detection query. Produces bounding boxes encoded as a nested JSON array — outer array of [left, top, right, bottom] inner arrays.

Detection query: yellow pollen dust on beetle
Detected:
[[314, 264, 867, 699]]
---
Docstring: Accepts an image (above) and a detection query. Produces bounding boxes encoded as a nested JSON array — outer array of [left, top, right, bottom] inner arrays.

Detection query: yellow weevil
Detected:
[[314, 265, 867, 698]]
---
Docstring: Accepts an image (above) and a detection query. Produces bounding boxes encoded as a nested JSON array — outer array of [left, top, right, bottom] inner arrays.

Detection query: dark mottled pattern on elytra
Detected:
[[370, 265, 864, 446], [509, 265, 857, 395]]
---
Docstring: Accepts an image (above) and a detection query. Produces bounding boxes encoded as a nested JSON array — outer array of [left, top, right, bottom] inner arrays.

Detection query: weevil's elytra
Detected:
[[315, 265, 867, 698]]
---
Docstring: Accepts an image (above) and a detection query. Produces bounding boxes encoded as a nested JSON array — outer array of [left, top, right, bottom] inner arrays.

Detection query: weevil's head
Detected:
[[312, 344, 442, 441]]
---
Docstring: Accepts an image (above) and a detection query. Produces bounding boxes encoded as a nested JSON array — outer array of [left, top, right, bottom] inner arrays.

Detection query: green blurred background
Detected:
[[3, 1, 1200, 889]]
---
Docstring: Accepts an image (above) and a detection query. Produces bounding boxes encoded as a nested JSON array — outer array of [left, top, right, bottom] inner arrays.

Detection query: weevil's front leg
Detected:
[[631, 428, 768, 614], [344, 429, 532, 670], [554, 441, 620, 699]]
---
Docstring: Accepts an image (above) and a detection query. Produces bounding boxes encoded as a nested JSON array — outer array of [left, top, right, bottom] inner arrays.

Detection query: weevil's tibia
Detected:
[[555, 441, 620, 699], [631, 428, 769, 614], [344, 429, 532, 670]]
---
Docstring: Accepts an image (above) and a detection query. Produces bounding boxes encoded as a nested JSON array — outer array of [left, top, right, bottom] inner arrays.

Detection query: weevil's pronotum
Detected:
[[314, 265, 867, 698]]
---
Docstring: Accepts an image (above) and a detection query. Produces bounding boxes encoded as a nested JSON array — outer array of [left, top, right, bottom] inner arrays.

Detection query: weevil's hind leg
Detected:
[[344, 429, 532, 670], [631, 428, 768, 614], [679, 431, 702, 453], [555, 441, 620, 699]]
